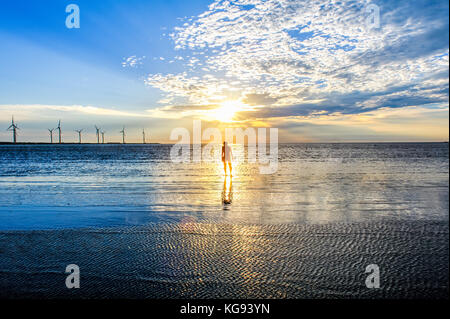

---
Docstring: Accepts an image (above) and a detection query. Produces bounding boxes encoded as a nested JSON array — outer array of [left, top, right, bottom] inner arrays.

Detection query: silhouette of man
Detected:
[[222, 141, 233, 176]]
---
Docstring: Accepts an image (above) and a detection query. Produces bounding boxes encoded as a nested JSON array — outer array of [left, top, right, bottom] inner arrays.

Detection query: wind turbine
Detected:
[[48, 128, 55, 143], [75, 129, 83, 144], [7, 116, 19, 143], [119, 126, 126, 144], [101, 131, 105, 144], [142, 129, 146, 144], [95, 125, 100, 144], [57, 120, 62, 143]]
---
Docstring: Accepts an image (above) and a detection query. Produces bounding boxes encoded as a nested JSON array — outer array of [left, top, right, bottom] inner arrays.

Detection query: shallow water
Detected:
[[0, 143, 448, 298], [0, 143, 448, 229]]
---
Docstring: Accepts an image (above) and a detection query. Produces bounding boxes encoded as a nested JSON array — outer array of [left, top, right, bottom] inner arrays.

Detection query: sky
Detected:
[[0, 0, 448, 143]]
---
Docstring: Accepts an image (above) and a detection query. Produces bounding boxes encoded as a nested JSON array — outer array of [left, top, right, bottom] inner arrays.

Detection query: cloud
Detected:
[[0, 104, 147, 120], [156, 104, 220, 112], [122, 55, 145, 68], [242, 93, 279, 106], [144, 0, 448, 122], [259, 104, 449, 142]]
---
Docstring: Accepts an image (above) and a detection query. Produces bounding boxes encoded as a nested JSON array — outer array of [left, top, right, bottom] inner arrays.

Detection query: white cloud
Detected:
[[145, 0, 449, 118], [0, 104, 148, 120], [122, 55, 145, 68]]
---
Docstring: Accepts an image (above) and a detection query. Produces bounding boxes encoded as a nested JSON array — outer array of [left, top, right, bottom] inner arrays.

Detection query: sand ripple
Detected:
[[0, 221, 448, 298]]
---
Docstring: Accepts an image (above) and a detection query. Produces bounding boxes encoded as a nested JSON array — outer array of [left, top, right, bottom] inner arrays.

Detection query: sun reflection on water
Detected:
[[222, 176, 233, 208]]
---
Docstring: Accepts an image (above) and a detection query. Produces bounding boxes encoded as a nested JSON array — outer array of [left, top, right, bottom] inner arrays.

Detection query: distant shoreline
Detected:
[[0, 141, 447, 145]]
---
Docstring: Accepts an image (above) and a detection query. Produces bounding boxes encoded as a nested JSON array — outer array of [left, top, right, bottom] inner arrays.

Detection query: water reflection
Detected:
[[0, 143, 447, 229], [222, 176, 233, 208]]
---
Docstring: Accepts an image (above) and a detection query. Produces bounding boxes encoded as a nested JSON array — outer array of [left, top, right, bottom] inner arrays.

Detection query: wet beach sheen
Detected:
[[0, 143, 448, 298]]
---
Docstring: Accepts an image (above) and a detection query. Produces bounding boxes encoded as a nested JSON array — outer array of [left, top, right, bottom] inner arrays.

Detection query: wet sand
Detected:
[[0, 221, 448, 299]]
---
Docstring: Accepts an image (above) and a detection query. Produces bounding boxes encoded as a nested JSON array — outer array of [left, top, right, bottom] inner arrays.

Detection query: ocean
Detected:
[[0, 143, 448, 298]]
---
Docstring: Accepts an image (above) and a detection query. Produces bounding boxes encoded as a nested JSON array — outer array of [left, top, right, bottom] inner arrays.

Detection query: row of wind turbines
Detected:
[[6, 117, 148, 144]]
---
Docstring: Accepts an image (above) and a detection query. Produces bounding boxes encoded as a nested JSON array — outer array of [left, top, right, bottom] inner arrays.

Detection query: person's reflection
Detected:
[[222, 176, 233, 207]]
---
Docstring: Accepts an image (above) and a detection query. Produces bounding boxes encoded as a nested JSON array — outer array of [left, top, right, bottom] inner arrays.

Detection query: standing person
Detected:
[[222, 141, 233, 176]]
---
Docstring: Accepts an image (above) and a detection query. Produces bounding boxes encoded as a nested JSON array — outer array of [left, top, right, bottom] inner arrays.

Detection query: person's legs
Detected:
[[228, 162, 232, 176], [223, 162, 227, 175]]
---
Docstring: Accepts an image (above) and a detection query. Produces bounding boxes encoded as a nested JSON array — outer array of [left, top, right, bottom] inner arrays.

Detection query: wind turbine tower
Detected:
[[57, 120, 62, 143], [142, 129, 146, 144], [95, 126, 100, 144], [48, 128, 55, 143], [120, 126, 126, 144], [75, 129, 83, 144], [7, 116, 19, 143], [101, 131, 105, 144]]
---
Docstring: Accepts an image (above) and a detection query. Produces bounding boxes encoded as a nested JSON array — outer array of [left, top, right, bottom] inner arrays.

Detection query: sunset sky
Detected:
[[0, 0, 448, 143]]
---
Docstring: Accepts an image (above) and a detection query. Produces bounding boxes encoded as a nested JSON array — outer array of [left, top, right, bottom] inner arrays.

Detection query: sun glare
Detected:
[[211, 100, 243, 122]]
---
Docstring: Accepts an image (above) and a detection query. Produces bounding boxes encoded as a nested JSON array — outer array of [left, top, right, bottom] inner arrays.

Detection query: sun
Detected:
[[211, 100, 243, 122]]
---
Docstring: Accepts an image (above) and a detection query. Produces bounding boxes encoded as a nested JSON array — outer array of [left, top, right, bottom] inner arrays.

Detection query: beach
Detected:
[[0, 143, 448, 298], [0, 221, 448, 299]]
